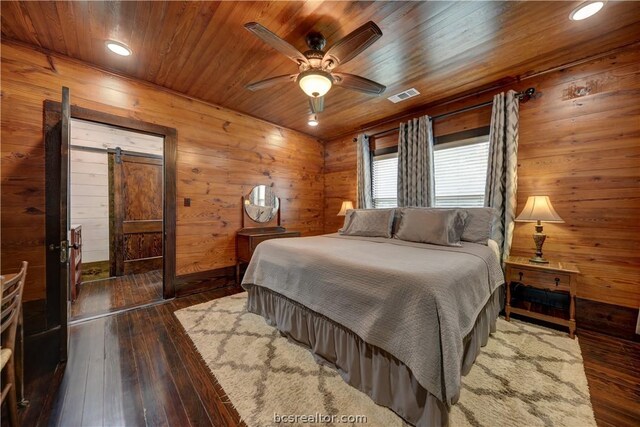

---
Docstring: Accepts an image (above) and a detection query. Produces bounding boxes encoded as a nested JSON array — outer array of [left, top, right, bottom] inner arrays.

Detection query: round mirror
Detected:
[[244, 185, 279, 223]]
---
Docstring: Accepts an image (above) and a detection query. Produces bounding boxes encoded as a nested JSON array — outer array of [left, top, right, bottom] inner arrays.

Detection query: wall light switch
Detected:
[[184, 197, 191, 207]]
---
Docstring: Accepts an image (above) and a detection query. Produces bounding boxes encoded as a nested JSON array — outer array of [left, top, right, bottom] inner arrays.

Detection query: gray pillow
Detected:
[[461, 207, 497, 245], [394, 208, 467, 246], [339, 209, 395, 238]]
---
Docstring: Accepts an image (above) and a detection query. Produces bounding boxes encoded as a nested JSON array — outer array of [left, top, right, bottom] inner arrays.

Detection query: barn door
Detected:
[[109, 150, 163, 276]]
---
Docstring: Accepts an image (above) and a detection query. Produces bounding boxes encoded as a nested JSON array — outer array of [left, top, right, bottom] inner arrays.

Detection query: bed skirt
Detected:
[[245, 285, 504, 427]]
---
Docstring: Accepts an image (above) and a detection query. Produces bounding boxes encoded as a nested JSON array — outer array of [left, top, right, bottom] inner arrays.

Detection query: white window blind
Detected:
[[372, 153, 398, 208], [434, 137, 489, 207], [371, 134, 489, 209]]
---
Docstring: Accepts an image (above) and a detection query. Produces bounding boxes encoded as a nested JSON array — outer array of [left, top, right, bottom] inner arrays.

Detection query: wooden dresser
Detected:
[[236, 227, 300, 284]]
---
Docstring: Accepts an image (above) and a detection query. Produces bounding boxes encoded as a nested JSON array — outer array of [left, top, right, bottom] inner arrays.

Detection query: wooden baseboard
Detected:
[[576, 298, 639, 342], [175, 266, 237, 297]]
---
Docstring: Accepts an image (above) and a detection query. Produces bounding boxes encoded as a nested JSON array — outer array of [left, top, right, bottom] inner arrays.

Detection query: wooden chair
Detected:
[[1, 261, 27, 427]]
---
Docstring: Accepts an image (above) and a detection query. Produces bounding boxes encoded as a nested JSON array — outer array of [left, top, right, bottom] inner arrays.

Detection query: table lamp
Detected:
[[515, 195, 564, 264], [337, 201, 354, 216]]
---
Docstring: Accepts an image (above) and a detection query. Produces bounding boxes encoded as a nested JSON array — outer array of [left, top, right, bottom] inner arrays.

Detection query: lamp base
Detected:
[[529, 256, 549, 264], [530, 222, 549, 264]]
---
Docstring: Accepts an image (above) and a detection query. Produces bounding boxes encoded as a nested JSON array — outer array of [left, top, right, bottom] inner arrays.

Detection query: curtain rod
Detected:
[[355, 87, 536, 141]]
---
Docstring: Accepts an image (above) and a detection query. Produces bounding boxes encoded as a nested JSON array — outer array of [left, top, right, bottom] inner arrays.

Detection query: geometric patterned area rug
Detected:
[[175, 292, 596, 427]]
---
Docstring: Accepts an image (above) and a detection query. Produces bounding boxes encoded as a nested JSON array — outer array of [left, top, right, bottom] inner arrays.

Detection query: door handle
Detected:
[[48, 241, 69, 263]]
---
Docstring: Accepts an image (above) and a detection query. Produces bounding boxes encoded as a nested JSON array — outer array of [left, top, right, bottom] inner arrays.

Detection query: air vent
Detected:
[[387, 88, 420, 103]]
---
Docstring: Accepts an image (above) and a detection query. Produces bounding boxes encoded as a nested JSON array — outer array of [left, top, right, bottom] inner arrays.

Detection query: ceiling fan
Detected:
[[244, 21, 386, 114]]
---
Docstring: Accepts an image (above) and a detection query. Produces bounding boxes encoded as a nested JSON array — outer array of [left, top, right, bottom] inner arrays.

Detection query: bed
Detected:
[[242, 229, 504, 426]]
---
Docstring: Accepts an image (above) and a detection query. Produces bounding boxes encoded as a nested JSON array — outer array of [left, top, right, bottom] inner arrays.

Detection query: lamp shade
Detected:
[[337, 200, 354, 216], [298, 70, 332, 97], [515, 196, 564, 223]]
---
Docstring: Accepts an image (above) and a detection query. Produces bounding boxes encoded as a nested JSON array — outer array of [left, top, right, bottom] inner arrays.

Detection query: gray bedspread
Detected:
[[242, 233, 504, 406]]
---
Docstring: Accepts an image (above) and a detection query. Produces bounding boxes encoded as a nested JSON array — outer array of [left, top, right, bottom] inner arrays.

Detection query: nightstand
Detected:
[[236, 227, 300, 284], [505, 256, 580, 338]]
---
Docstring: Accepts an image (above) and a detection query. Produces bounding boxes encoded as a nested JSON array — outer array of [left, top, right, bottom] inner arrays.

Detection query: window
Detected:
[[372, 153, 398, 208], [370, 132, 490, 209], [434, 135, 489, 207]]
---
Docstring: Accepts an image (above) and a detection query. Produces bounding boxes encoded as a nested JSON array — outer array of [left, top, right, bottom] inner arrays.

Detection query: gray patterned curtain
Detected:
[[356, 134, 373, 209], [485, 90, 519, 262], [397, 116, 435, 207]]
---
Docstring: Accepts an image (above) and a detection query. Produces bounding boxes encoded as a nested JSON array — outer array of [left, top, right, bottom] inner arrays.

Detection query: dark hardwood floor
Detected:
[[21, 285, 244, 427], [16, 288, 640, 427], [71, 270, 163, 320], [578, 330, 640, 427]]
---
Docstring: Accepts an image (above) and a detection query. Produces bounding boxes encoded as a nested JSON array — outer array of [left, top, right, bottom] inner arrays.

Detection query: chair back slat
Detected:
[[1, 285, 21, 306], [1, 311, 19, 335], [1, 262, 28, 351], [1, 297, 21, 334], [1, 265, 25, 292]]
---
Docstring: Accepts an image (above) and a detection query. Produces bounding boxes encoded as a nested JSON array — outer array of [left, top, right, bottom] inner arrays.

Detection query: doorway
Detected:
[[67, 119, 165, 320], [45, 101, 177, 326]]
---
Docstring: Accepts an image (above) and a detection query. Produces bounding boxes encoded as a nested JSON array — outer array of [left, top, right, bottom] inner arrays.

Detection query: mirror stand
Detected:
[[240, 196, 282, 229]]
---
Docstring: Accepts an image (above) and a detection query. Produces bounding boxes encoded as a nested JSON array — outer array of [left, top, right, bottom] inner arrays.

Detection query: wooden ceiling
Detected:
[[2, 1, 640, 139]]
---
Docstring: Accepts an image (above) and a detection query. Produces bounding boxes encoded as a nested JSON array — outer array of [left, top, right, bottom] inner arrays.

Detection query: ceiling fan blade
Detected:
[[245, 74, 298, 91], [333, 73, 386, 95], [245, 22, 309, 66], [309, 96, 325, 113], [322, 21, 382, 69]]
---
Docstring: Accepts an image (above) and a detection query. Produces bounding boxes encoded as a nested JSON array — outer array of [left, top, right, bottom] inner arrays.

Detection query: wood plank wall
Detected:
[[324, 45, 640, 310], [70, 148, 110, 263], [1, 41, 324, 303]]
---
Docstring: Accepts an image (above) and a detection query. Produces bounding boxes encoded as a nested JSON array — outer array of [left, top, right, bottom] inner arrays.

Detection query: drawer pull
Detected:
[[555, 277, 560, 287]]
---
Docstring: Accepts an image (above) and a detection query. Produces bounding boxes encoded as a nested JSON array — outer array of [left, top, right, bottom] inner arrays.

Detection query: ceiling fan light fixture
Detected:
[[298, 70, 332, 98], [308, 114, 319, 127], [106, 40, 132, 56], [569, 1, 605, 20]]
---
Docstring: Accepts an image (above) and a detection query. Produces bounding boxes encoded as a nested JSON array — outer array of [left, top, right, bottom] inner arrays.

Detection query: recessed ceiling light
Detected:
[[106, 40, 132, 56], [569, 1, 605, 21], [308, 114, 319, 127]]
